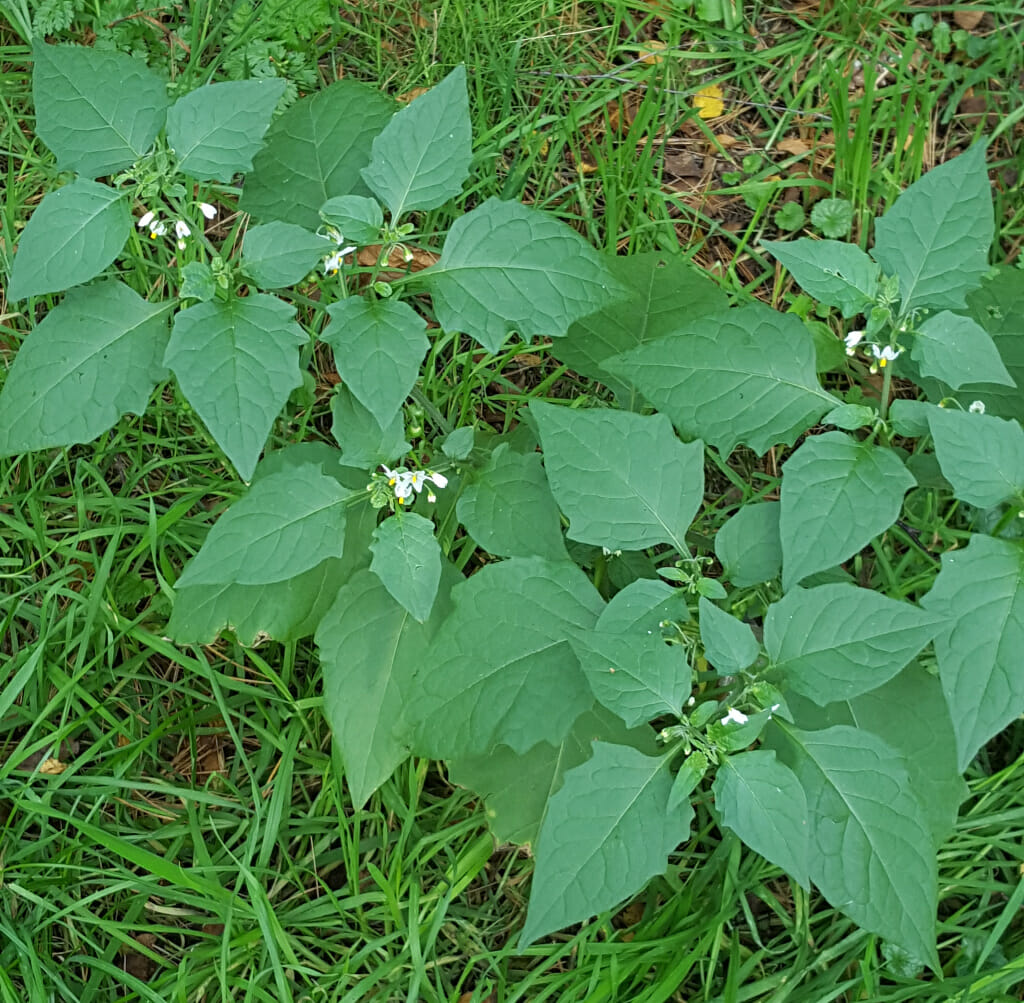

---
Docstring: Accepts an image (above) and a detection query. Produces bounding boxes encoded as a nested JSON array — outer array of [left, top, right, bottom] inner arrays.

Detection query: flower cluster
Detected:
[[137, 202, 216, 250], [844, 329, 902, 371], [380, 465, 448, 505]]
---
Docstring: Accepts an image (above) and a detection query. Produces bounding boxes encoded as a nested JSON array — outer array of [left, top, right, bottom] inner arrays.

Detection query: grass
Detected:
[[2, 0, 1024, 999]]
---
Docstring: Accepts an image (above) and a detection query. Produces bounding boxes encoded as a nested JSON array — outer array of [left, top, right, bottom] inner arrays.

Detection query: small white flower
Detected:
[[379, 465, 446, 505], [198, 202, 217, 219], [323, 246, 356, 275], [137, 210, 155, 229], [174, 219, 191, 249], [969, 400, 986, 414], [723, 707, 748, 726], [869, 344, 901, 367], [148, 221, 167, 239], [844, 330, 865, 355]]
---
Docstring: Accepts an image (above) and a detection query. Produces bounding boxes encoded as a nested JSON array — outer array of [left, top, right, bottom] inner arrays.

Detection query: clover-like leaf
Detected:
[[241, 222, 332, 288], [605, 303, 835, 456], [531, 402, 703, 554], [0, 281, 168, 456], [8, 180, 130, 301], [779, 432, 914, 589], [164, 293, 306, 482], [419, 198, 625, 353], [698, 597, 760, 676], [370, 512, 443, 622], [763, 239, 879, 318]]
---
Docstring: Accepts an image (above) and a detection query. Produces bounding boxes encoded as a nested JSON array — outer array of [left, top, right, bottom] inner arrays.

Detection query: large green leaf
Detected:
[[448, 705, 657, 849], [322, 296, 428, 429], [765, 584, 939, 705], [370, 512, 442, 622], [698, 597, 760, 676], [241, 222, 332, 288], [419, 199, 626, 353], [604, 303, 835, 456], [921, 534, 1024, 771], [164, 293, 306, 482], [455, 443, 566, 560], [317, 566, 456, 807], [413, 557, 605, 758], [166, 78, 285, 181], [175, 463, 352, 588], [779, 432, 914, 589], [554, 252, 728, 407], [0, 281, 168, 455], [519, 743, 692, 947], [763, 239, 879, 318], [330, 384, 410, 470], [911, 311, 1013, 391], [8, 180, 130, 301], [239, 81, 396, 229], [715, 502, 782, 587], [361, 64, 471, 219], [926, 407, 1024, 509], [530, 402, 703, 554], [712, 750, 809, 887], [32, 41, 168, 178], [766, 722, 939, 967], [872, 143, 993, 313], [598, 579, 688, 633]]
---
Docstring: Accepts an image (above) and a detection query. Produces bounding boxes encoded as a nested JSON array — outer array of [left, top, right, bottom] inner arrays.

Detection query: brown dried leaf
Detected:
[[777, 137, 810, 156], [39, 757, 67, 775], [953, 8, 984, 30]]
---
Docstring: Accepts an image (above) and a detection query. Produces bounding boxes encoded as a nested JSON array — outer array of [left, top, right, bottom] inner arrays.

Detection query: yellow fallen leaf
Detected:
[[695, 85, 725, 120], [39, 757, 67, 775], [637, 40, 666, 64]]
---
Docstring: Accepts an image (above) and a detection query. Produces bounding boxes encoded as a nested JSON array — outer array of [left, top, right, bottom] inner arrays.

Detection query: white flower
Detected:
[[137, 210, 156, 229], [198, 202, 217, 219], [174, 219, 191, 249], [323, 246, 357, 275], [723, 708, 748, 726], [969, 400, 986, 414], [869, 344, 901, 367], [148, 221, 167, 238], [379, 465, 446, 505], [844, 330, 865, 355]]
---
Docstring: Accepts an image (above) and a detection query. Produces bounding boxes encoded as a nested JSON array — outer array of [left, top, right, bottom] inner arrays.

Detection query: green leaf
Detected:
[[242, 222, 332, 288], [568, 629, 691, 727], [8, 179, 130, 300], [519, 743, 693, 947], [698, 598, 760, 675], [167, 79, 285, 181], [911, 311, 1014, 390], [175, 463, 352, 588], [822, 403, 877, 431], [668, 752, 708, 811], [455, 443, 566, 560], [921, 534, 1024, 771], [413, 557, 604, 758], [0, 281, 168, 456], [239, 81, 396, 229], [779, 432, 914, 589], [321, 297, 428, 429], [872, 143, 993, 313], [530, 402, 703, 554], [773, 201, 805, 232], [810, 198, 854, 239], [765, 584, 939, 704], [554, 252, 728, 407], [361, 64, 472, 219], [441, 425, 475, 460], [598, 579, 688, 633], [605, 303, 835, 456], [370, 512, 442, 622], [164, 293, 306, 482], [420, 198, 625, 353], [330, 384, 410, 469], [319, 195, 384, 245], [712, 750, 809, 887], [927, 407, 1024, 509], [763, 239, 880, 318], [715, 502, 782, 587], [32, 41, 168, 178], [180, 261, 217, 301], [317, 565, 456, 807], [448, 705, 657, 849]]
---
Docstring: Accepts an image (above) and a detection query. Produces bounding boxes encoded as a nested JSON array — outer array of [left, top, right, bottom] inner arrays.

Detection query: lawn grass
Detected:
[[2, 0, 1023, 999]]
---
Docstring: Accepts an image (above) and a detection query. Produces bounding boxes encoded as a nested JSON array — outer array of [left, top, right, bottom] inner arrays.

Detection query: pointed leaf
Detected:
[[413, 557, 604, 758], [370, 512, 442, 622], [767, 722, 938, 967], [320, 195, 384, 245], [765, 584, 939, 704], [242, 222, 332, 288], [8, 180, 130, 300], [520, 743, 693, 947], [456, 443, 566, 560], [763, 239, 879, 318], [531, 402, 703, 554], [779, 432, 914, 589], [322, 296, 428, 429], [715, 502, 782, 587], [713, 750, 809, 887], [32, 41, 168, 178], [698, 597, 760, 675], [604, 303, 835, 456], [330, 384, 410, 470], [597, 579, 688, 634], [164, 293, 306, 481], [239, 81, 396, 229], [0, 281, 168, 455], [175, 464, 351, 587], [872, 143, 993, 312], [921, 534, 1024, 771], [912, 311, 1014, 390], [361, 64, 472, 219], [420, 198, 625, 353]]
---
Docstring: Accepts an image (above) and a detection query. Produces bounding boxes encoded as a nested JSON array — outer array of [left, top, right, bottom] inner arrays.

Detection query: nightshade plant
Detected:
[[4, 41, 1023, 971]]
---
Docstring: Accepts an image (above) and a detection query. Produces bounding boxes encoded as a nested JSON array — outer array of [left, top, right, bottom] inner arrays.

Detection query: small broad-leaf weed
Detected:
[[5, 41, 1023, 969]]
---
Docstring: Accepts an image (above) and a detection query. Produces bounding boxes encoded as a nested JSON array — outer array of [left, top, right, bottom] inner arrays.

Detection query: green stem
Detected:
[[879, 362, 894, 421]]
